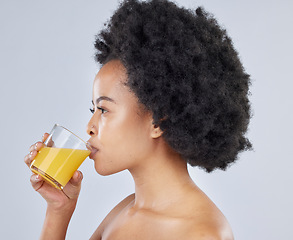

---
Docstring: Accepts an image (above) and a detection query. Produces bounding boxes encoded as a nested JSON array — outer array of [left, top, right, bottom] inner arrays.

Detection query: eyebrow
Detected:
[[92, 96, 116, 105]]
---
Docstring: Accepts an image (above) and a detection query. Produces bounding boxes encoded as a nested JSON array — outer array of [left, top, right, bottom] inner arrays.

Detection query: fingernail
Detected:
[[29, 151, 33, 156], [34, 143, 38, 150], [35, 175, 40, 181]]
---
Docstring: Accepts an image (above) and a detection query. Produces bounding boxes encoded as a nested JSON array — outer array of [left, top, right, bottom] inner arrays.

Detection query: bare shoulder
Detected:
[[89, 193, 135, 240], [181, 187, 234, 240], [183, 221, 234, 240]]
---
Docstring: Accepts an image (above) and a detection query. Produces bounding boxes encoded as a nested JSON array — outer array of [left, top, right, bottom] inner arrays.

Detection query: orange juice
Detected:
[[30, 147, 90, 189]]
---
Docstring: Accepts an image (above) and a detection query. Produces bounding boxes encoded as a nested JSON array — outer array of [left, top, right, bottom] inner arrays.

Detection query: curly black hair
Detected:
[[94, 0, 252, 172]]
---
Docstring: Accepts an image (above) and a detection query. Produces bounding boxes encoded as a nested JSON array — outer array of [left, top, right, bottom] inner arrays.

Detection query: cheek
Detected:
[[97, 117, 150, 168], [97, 116, 129, 148], [97, 110, 137, 146], [116, 119, 151, 160], [92, 118, 133, 173], [92, 105, 152, 174]]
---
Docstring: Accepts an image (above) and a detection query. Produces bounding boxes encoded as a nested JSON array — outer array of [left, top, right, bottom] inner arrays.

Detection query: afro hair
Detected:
[[94, 0, 252, 172]]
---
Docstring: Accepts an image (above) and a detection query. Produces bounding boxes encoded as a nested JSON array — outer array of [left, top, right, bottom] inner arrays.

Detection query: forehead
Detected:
[[93, 60, 128, 98], [93, 59, 150, 117]]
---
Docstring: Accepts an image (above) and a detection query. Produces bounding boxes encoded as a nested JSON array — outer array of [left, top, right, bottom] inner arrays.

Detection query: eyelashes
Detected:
[[89, 107, 107, 114]]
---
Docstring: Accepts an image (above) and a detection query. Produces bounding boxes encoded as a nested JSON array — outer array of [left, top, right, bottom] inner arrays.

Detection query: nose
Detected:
[[87, 117, 97, 136]]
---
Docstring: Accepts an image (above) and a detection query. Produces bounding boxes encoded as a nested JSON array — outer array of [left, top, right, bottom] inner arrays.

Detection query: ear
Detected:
[[150, 122, 163, 139]]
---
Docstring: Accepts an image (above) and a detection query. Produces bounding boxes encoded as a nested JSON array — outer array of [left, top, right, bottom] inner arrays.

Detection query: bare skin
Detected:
[[25, 60, 234, 240], [24, 133, 83, 239]]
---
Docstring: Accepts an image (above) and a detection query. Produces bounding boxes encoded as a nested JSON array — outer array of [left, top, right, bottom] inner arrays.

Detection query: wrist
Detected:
[[46, 200, 77, 216]]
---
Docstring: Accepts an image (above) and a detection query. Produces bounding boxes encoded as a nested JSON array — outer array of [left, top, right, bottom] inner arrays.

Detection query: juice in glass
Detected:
[[30, 147, 90, 189]]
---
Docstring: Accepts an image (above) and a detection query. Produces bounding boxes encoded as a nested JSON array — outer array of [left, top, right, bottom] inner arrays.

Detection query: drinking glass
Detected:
[[30, 124, 91, 190]]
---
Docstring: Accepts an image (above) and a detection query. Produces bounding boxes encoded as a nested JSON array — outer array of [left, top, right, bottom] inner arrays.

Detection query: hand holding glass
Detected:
[[30, 124, 91, 190]]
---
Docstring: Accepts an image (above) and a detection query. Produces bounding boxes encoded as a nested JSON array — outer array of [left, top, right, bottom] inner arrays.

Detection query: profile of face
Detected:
[[87, 60, 162, 176]]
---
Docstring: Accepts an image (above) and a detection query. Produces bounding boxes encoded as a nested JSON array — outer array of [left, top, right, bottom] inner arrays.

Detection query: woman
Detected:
[[24, 0, 252, 239]]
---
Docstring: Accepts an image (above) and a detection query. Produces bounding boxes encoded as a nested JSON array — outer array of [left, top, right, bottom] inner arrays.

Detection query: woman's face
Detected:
[[87, 60, 154, 176]]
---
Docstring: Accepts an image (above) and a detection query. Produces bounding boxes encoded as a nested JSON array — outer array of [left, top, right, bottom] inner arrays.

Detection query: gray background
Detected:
[[0, 0, 292, 239]]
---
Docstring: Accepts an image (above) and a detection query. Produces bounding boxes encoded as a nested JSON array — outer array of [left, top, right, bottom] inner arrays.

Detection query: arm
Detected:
[[25, 133, 83, 240], [39, 205, 75, 240], [37, 175, 81, 240]]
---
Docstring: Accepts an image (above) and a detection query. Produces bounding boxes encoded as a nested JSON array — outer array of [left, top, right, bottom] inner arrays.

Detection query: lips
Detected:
[[86, 142, 99, 159]]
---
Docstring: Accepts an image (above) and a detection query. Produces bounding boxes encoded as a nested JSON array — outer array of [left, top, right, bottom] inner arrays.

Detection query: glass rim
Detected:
[[53, 124, 92, 151]]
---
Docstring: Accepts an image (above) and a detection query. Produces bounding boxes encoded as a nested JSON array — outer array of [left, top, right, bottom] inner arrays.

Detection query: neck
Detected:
[[128, 140, 195, 211]]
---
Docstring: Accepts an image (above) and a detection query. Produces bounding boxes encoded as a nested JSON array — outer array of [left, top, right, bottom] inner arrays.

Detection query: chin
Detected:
[[94, 162, 122, 176], [94, 164, 110, 176]]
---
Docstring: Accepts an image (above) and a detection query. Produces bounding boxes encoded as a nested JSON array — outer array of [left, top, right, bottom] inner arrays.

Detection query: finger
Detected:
[[42, 133, 50, 143], [70, 170, 83, 186], [62, 171, 83, 199], [30, 174, 44, 191], [29, 141, 45, 153], [46, 137, 54, 147], [24, 154, 31, 167], [42, 133, 54, 147], [24, 150, 38, 167]]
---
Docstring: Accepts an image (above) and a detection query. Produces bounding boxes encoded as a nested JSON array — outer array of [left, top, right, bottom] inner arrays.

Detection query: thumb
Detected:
[[62, 171, 83, 199], [70, 170, 83, 186]]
